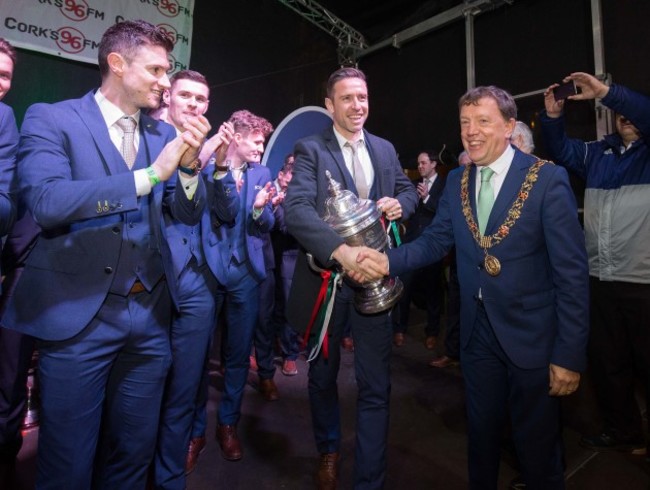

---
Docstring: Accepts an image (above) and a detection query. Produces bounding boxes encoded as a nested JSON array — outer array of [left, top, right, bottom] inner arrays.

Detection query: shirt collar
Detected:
[[481, 144, 515, 176], [332, 126, 365, 150], [94, 89, 141, 128]]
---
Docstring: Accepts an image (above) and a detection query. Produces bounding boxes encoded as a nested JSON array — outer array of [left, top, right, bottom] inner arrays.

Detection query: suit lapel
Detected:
[[364, 131, 381, 197], [468, 165, 479, 225], [428, 175, 442, 198], [243, 164, 255, 208], [324, 128, 356, 192], [140, 113, 167, 168], [74, 91, 124, 176], [485, 153, 528, 234]]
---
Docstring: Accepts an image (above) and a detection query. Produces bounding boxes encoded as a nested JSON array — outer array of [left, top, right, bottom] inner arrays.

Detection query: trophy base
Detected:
[[354, 277, 403, 314]]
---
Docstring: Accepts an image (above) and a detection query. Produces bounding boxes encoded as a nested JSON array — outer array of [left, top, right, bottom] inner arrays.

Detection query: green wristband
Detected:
[[146, 167, 161, 186]]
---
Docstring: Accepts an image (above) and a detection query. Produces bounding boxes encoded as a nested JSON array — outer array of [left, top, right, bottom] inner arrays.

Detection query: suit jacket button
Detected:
[[182, 238, 188, 244], [112, 226, 120, 234], [104, 267, 113, 274]]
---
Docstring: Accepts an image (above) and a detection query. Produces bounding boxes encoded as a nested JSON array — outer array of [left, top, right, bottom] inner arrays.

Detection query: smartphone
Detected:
[[553, 80, 578, 100]]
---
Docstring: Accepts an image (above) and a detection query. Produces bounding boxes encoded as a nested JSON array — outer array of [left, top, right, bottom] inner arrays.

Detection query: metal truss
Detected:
[[276, 0, 368, 66]]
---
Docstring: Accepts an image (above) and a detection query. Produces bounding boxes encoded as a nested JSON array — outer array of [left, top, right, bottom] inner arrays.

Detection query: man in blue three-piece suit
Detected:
[[0, 21, 211, 489], [284, 67, 418, 489], [151, 70, 239, 488], [355, 86, 589, 490], [0, 37, 17, 277], [206, 109, 276, 461], [0, 36, 19, 488]]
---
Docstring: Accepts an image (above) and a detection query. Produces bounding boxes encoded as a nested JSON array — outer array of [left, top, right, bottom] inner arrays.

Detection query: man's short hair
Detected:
[[98, 20, 174, 78], [228, 109, 274, 138], [458, 85, 517, 121], [326, 67, 366, 99], [419, 150, 438, 164], [170, 69, 208, 90], [281, 153, 295, 174], [0, 37, 17, 67]]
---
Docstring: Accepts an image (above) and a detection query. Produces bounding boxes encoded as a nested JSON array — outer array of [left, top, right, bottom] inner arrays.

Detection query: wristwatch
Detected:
[[179, 158, 201, 176]]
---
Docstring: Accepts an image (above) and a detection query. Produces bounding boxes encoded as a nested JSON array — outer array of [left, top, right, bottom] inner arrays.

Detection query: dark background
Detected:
[[4, 0, 650, 170]]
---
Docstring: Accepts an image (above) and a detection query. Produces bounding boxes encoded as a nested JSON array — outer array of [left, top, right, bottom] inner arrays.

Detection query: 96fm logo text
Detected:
[[38, 0, 106, 21]]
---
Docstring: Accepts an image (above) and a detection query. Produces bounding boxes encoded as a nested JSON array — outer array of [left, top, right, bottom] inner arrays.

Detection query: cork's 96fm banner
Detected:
[[0, 0, 195, 73]]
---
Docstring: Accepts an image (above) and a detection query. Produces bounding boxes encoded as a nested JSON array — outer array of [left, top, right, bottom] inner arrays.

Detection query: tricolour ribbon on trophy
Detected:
[[302, 270, 343, 362]]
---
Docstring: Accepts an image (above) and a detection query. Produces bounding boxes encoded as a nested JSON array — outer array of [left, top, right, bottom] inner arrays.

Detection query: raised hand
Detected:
[[179, 115, 211, 168], [543, 83, 565, 117], [565, 72, 609, 101], [199, 121, 234, 169], [253, 181, 275, 210]]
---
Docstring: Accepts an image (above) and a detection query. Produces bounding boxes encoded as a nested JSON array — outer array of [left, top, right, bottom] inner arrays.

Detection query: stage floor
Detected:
[[14, 306, 650, 489]]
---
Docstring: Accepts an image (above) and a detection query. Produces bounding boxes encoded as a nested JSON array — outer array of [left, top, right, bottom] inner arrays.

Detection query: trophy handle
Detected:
[[306, 252, 327, 274]]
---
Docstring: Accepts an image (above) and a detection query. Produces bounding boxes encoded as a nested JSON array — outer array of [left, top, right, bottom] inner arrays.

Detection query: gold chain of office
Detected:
[[460, 159, 551, 275]]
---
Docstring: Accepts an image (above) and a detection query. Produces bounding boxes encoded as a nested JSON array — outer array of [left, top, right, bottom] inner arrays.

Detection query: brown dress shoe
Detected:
[[259, 378, 279, 401], [216, 424, 243, 461], [428, 355, 459, 368], [316, 452, 339, 489], [424, 335, 437, 350], [393, 332, 405, 347], [185, 435, 206, 474], [340, 337, 354, 352]]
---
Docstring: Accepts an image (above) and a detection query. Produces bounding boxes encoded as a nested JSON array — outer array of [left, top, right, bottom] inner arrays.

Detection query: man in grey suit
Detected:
[[284, 67, 417, 489]]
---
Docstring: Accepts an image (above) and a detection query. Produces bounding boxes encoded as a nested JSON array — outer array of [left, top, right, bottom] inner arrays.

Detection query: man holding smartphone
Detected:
[[541, 72, 650, 456]]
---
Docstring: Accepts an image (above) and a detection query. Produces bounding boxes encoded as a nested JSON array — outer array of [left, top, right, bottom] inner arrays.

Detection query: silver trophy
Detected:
[[316, 170, 403, 314]]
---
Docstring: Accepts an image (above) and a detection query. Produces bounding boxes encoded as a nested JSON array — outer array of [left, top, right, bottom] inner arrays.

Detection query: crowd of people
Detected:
[[0, 17, 648, 490]]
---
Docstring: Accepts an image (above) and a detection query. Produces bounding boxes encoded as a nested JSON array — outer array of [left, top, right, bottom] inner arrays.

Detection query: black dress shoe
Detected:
[[580, 432, 646, 455]]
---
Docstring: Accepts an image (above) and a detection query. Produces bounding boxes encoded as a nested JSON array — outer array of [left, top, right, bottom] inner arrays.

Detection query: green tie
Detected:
[[477, 167, 495, 235]]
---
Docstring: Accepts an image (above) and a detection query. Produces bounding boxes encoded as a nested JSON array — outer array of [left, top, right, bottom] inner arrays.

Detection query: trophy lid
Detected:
[[323, 170, 381, 236]]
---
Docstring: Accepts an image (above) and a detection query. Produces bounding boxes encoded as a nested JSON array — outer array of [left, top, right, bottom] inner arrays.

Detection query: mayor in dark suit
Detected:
[[1, 21, 210, 489], [284, 67, 417, 489], [355, 85, 589, 490]]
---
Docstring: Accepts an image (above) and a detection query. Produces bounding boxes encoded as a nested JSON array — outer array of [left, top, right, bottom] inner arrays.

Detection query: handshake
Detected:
[[331, 243, 390, 283]]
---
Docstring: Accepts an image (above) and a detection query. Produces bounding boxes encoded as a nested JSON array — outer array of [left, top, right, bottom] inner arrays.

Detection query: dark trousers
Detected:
[[393, 261, 442, 337], [0, 328, 34, 485], [443, 260, 460, 358], [255, 269, 277, 379], [214, 261, 260, 426], [154, 260, 217, 490], [0, 267, 34, 486], [273, 268, 301, 361], [38, 282, 172, 490], [462, 303, 565, 490], [309, 283, 392, 489], [588, 277, 650, 441]]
